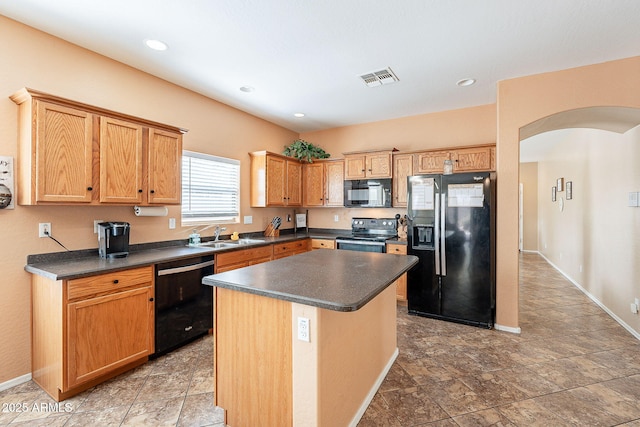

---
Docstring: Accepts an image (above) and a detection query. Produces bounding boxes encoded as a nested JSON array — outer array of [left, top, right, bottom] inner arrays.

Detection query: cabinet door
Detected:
[[344, 156, 366, 179], [414, 150, 451, 174], [303, 162, 324, 207], [386, 243, 408, 301], [286, 160, 302, 206], [148, 129, 182, 204], [266, 156, 286, 206], [324, 160, 344, 206], [367, 153, 392, 178], [99, 117, 144, 203], [393, 154, 413, 207], [452, 146, 492, 172], [66, 285, 154, 388], [35, 101, 93, 203]]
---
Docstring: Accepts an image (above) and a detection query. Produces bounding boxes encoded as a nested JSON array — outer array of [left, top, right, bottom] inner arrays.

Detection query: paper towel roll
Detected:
[[134, 206, 168, 217]]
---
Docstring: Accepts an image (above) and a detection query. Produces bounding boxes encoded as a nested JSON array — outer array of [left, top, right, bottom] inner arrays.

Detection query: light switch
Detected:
[[628, 192, 639, 207], [244, 216, 253, 224]]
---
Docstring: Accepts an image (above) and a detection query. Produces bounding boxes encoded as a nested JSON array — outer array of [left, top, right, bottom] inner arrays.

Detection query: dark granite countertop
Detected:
[[202, 250, 418, 312], [25, 233, 314, 281]]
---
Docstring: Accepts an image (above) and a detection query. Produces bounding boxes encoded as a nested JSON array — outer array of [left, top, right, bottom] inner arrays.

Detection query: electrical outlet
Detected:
[[38, 223, 51, 238], [93, 220, 103, 234], [334, 215, 339, 222], [244, 215, 253, 224], [297, 317, 310, 342], [169, 218, 176, 229]]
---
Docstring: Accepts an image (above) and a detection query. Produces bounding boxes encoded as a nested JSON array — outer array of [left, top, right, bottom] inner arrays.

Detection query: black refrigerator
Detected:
[[406, 172, 496, 328]]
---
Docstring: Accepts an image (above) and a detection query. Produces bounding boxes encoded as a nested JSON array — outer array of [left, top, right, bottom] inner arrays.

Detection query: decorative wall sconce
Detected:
[[557, 177, 564, 192], [566, 181, 573, 200], [552, 186, 557, 202]]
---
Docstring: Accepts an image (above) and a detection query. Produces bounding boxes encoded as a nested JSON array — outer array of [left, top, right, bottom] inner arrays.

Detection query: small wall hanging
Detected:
[[0, 156, 15, 209]]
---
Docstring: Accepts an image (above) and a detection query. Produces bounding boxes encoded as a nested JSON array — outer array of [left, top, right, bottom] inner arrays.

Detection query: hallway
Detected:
[[359, 252, 640, 426]]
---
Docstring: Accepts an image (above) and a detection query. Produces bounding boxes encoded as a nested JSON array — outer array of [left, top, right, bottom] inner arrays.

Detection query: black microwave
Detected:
[[344, 179, 392, 208]]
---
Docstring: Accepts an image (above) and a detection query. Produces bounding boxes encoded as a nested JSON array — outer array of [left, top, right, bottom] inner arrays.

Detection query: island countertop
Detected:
[[202, 249, 418, 312]]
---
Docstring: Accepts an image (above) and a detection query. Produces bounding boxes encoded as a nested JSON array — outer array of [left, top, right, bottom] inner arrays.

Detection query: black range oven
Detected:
[[336, 217, 398, 253]]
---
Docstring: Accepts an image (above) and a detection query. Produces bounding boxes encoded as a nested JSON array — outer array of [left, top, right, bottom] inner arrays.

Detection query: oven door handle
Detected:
[[157, 260, 215, 276]]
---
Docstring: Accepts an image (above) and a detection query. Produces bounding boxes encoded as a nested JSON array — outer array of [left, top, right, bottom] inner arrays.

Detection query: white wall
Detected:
[[526, 126, 640, 334]]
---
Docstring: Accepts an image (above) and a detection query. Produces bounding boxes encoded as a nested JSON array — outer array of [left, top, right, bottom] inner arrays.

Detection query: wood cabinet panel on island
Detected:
[[302, 159, 344, 207], [250, 151, 302, 207], [10, 88, 185, 206], [31, 266, 155, 401]]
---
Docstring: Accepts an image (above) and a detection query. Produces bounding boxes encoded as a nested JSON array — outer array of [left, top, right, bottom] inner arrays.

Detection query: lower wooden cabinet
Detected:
[[273, 239, 310, 259], [215, 245, 274, 273], [311, 238, 335, 250], [31, 266, 154, 401], [386, 243, 408, 302]]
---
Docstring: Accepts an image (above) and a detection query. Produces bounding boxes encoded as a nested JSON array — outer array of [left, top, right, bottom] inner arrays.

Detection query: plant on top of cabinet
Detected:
[[283, 139, 330, 163], [10, 88, 186, 206]]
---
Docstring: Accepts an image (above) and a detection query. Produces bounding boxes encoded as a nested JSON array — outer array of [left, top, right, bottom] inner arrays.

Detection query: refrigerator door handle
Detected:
[[434, 193, 441, 275], [441, 193, 447, 276]]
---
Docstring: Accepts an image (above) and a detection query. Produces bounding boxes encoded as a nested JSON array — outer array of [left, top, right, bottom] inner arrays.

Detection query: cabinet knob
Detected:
[[361, 169, 365, 172], [149, 297, 154, 302], [138, 189, 143, 193], [87, 187, 93, 191], [113, 279, 119, 284], [368, 169, 372, 172], [150, 190, 155, 194]]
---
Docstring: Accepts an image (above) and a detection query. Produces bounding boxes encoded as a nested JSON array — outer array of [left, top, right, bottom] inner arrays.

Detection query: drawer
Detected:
[[216, 245, 273, 268], [386, 243, 407, 254], [311, 239, 335, 250], [273, 239, 309, 256], [67, 266, 154, 301]]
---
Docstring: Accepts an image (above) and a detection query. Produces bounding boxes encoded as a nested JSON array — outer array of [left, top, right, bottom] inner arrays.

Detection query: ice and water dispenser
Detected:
[[411, 224, 434, 249]]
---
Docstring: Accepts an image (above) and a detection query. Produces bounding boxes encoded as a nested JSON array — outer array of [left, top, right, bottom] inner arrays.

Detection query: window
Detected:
[[181, 150, 240, 224]]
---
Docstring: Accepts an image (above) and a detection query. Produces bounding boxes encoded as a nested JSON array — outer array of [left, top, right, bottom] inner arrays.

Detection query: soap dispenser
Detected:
[[189, 229, 201, 245]]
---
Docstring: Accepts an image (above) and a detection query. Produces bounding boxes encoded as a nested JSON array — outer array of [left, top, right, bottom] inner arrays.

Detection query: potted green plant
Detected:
[[283, 139, 330, 163]]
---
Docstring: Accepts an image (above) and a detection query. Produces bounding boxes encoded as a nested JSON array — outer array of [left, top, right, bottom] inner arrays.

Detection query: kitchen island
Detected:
[[203, 249, 418, 427]]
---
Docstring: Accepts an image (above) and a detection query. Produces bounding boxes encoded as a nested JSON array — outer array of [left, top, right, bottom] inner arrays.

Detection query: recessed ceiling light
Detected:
[[456, 78, 476, 87], [144, 39, 168, 51], [294, 113, 305, 118], [239, 86, 255, 93]]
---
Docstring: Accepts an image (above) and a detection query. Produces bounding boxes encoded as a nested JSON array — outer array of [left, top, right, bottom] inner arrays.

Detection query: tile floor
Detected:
[[359, 252, 640, 426], [1, 252, 639, 426]]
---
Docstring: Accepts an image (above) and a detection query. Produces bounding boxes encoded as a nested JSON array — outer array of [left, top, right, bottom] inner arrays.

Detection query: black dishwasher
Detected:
[[154, 255, 214, 357]]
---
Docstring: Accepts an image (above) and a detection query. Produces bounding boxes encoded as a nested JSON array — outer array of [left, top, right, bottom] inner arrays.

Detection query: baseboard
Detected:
[[494, 323, 522, 334], [348, 347, 399, 427], [538, 253, 640, 341], [0, 373, 32, 392]]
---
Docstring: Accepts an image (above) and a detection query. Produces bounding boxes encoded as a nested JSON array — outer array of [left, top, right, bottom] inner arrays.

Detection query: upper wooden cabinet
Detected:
[[413, 145, 495, 174], [343, 149, 396, 179], [392, 153, 413, 207], [250, 151, 302, 207], [10, 88, 185, 206], [302, 159, 344, 207]]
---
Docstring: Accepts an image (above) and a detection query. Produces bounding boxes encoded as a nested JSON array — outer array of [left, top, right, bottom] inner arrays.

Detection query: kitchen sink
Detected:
[[234, 238, 265, 245], [194, 241, 238, 248], [189, 238, 265, 248]]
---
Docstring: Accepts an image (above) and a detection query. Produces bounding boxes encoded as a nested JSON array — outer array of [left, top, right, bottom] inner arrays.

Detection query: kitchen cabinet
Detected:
[[386, 243, 408, 303], [31, 266, 154, 401], [250, 151, 302, 207], [302, 159, 344, 207], [343, 149, 395, 179], [414, 150, 452, 174], [273, 239, 310, 259], [392, 153, 413, 207], [310, 238, 335, 250], [10, 88, 185, 206], [413, 145, 495, 174], [215, 245, 274, 273], [451, 146, 492, 172]]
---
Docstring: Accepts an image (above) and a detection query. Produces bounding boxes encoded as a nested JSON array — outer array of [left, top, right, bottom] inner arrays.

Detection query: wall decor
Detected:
[[557, 177, 564, 192], [0, 156, 15, 209], [566, 181, 573, 200], [552, 186, 557, 202]]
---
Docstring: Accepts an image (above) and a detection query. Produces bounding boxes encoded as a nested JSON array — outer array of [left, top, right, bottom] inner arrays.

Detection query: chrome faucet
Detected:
[[214, 226, 226, 241]]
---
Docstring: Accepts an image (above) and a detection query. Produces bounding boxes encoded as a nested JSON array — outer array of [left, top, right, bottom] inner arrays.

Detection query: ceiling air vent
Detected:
[[359, 67, 399, 87]]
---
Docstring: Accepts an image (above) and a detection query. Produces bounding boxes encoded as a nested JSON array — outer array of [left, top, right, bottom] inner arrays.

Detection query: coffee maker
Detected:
[[98, 222, 130, 258]]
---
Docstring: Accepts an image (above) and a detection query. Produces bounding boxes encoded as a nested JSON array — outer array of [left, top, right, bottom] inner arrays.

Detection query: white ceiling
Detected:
[[1, 1, 640, 134]]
